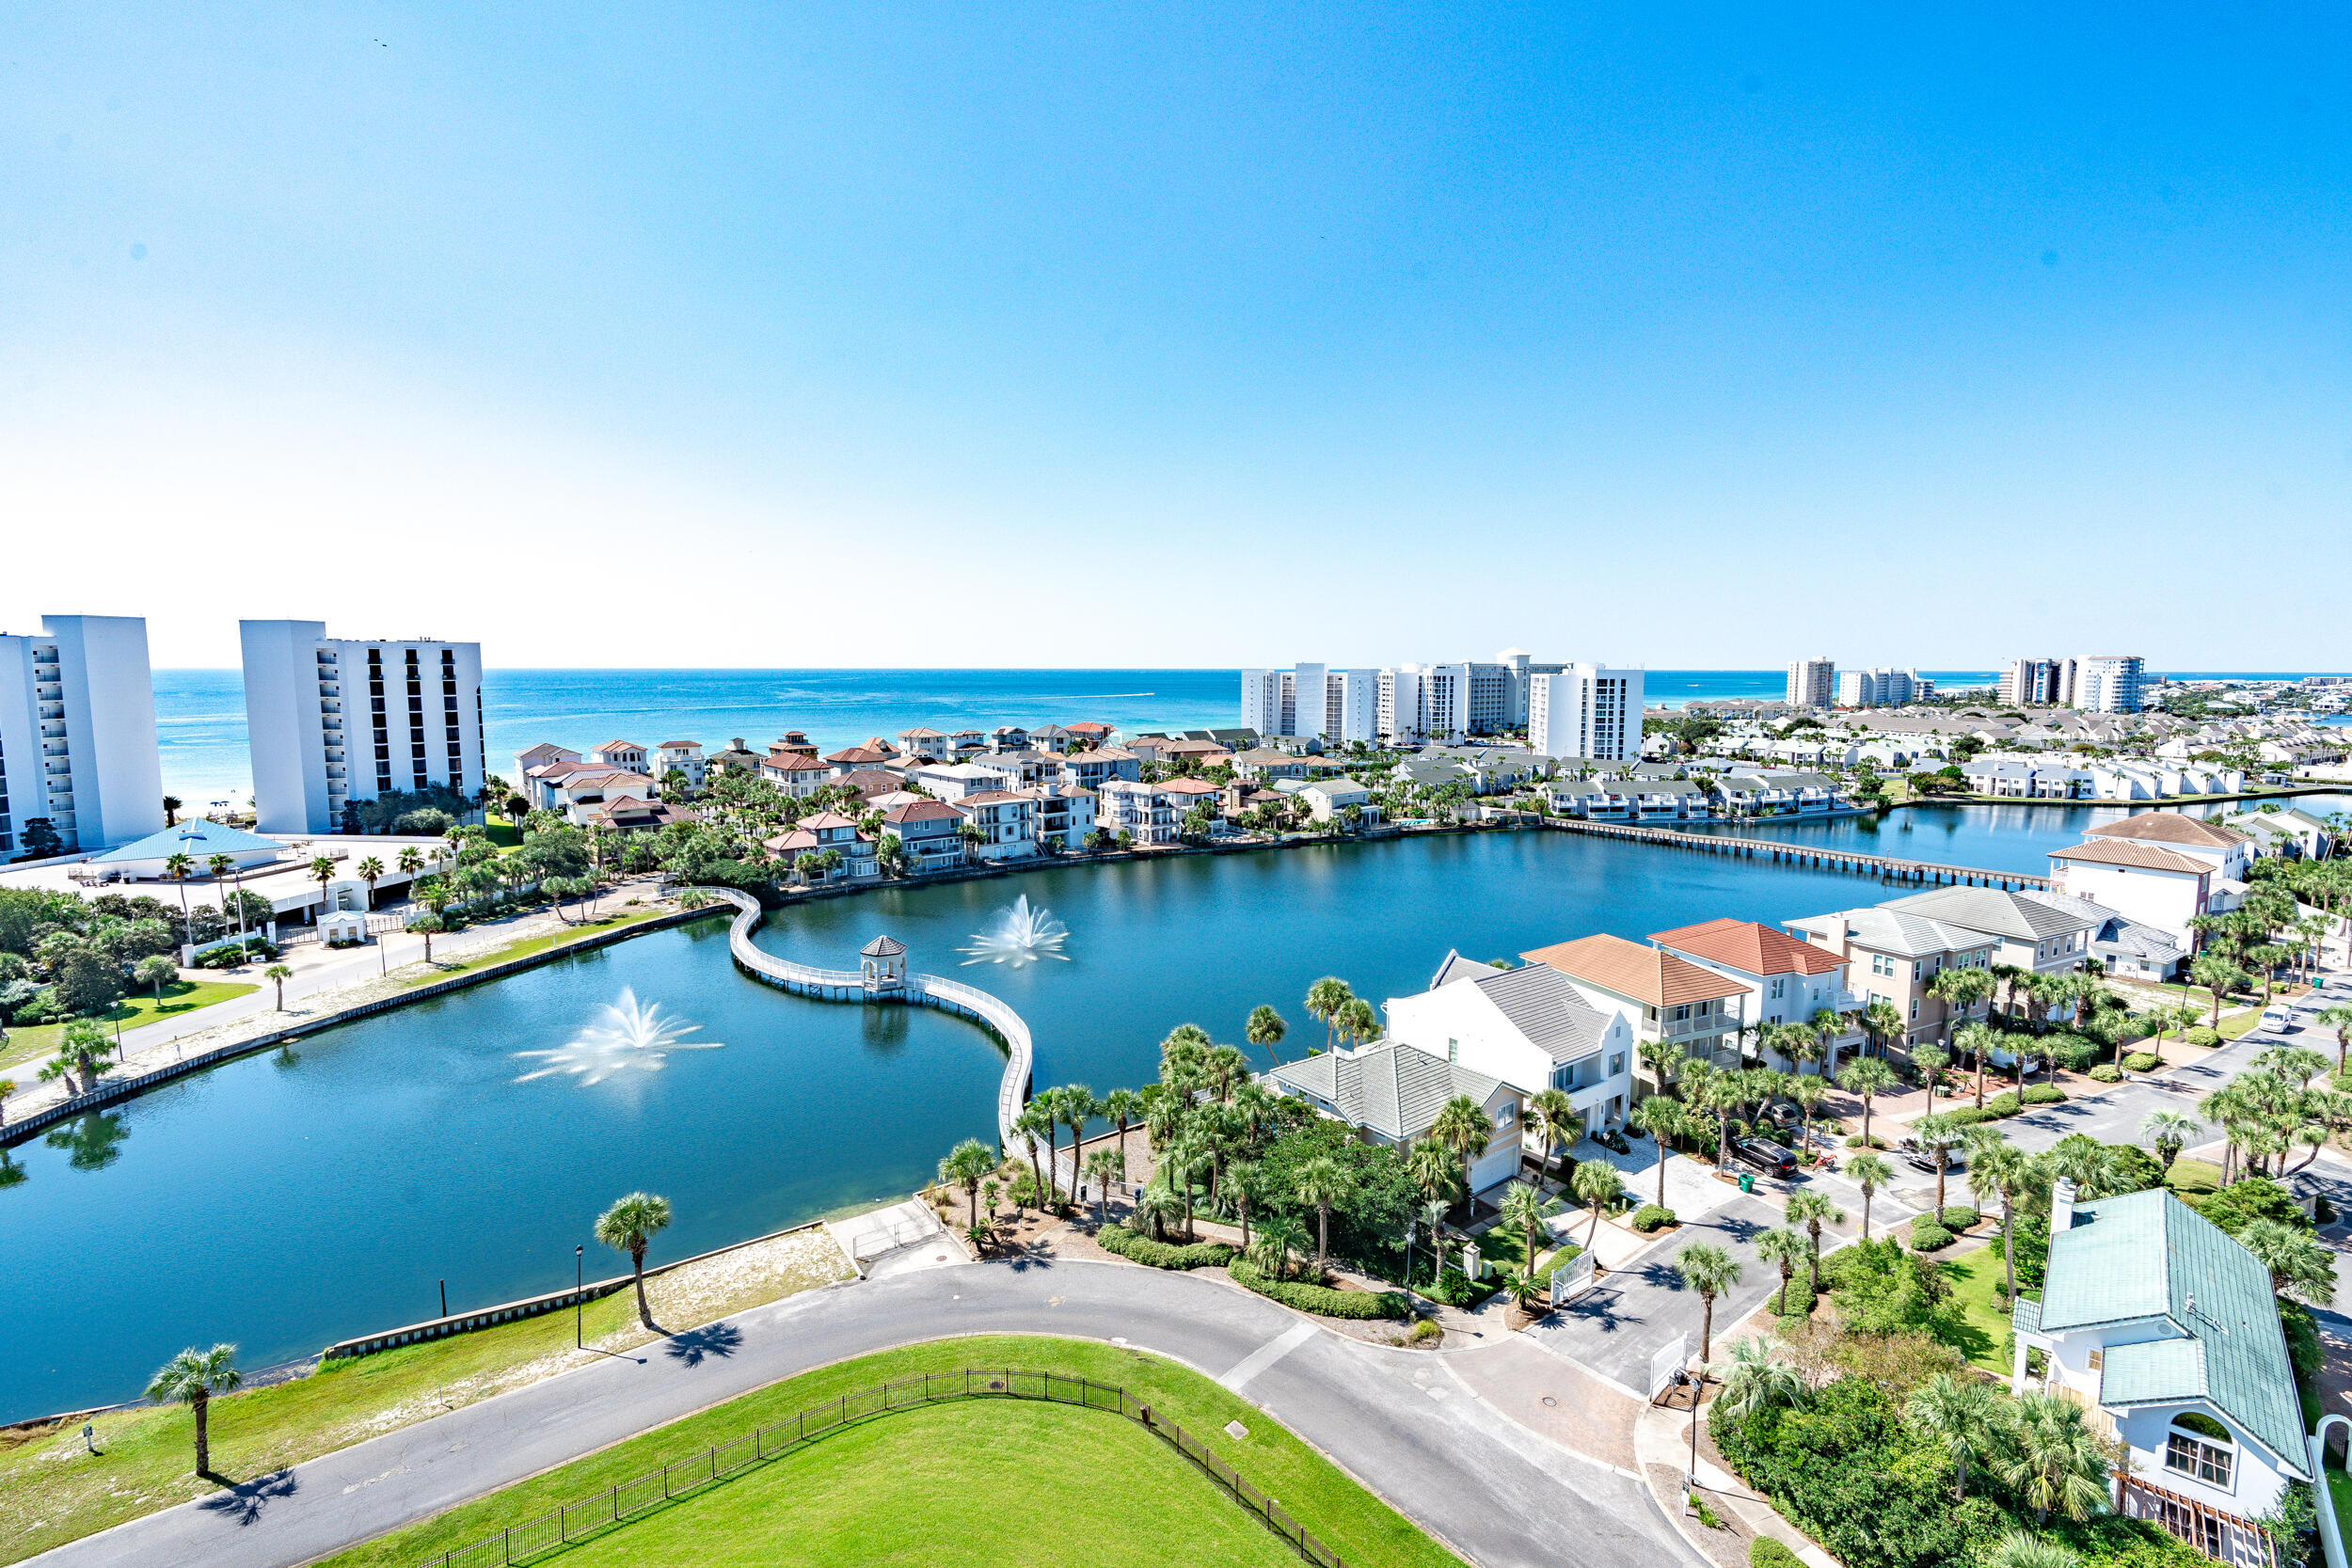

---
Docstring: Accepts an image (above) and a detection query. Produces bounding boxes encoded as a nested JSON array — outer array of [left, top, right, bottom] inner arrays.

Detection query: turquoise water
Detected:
[[5, 826, 1936, 1420]]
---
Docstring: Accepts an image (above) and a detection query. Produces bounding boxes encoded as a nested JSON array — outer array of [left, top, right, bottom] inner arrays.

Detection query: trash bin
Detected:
[[1738, 1173, 1756, 1195]]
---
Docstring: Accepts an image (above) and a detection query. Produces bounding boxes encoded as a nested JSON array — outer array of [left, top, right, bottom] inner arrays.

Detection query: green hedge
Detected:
[[1939, 1206, 1979, 1230], [1749, 1539, 1804, 1568], [2122, 1052, 2159, 1072], [1629, 1204, 1677, 1232], [1982, 1090, 2021, 1117], [1228, 1256, 1408, 1319], [2088, 1063, 2122, 1083], [2184, 1027, 2221, 1049], [1908, 1222, 1954, 1252], [1095, 1226, 1234, 1271], [2021, 1085, 2065, 1105], [1940, 1105, 1992, 1126]]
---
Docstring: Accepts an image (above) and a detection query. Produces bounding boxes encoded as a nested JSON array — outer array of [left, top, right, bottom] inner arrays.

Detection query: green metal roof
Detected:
[[2039, 1189, 2307, 1477]]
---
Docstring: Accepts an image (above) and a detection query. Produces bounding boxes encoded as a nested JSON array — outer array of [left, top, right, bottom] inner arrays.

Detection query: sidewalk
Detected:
[[1634, 1398, 1838, 1568]]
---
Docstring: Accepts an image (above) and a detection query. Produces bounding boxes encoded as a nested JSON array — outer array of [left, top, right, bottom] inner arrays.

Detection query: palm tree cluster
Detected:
[[2188, 874, 2320, 1021], [2199, 1044, 2346, 1188], [1645, 1049, 1825, 1170]]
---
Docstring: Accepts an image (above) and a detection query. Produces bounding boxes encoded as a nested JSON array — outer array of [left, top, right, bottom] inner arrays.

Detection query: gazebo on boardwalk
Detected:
[[860, 935, 907, 993]]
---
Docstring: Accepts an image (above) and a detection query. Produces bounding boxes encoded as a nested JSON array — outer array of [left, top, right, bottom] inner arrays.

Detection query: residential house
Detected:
[[825, 741, 897, 776], [513, 744, 580, 805], [1540, 775, 1632, 819], [2011, 1184, 2306, 1565], [947, 728, 987, 756], [706, 737, 763, 777], [956, 791, 1037, 862], [2047, 840, 2216, 952], [1262, 1038, 1528, 1196], [834, 768, 902, 802], [1029, 783, 1095, 851], [1384, 952, 1636, 1137], [1060, 747, 1142, 793], [988, 725, 1030, 752], [1065, 721, 1115, 747], [548, 768, 665, 825], [2022, 889, 2186, 981], [1027, 723, 1079, 752], [1785, 907, 1994, 1052], [1518, 933, 1747, 1071], [1648, 919, 1859, 1074], [1231, 747, 1312, 782], [2218, 808, 2332, 863], [587, 739, 649, 774], [765, 810, 874, 881], [879, 798, 967, 873], [1095, 777, 1218, 844], [907, 762, 1016, 801], [577, 795, 691, 833], [2084, 815, 2254, 883], [973, 749, 1059, 788], [653, 741, 706, 793], [759, 749, 833, 799], [770, 731, 820, 760], [1298, 777, 1378, 823], [1632, 780, 1711, 820], [1876, 886, 2101, 1004], [895, 726, 951, 760]]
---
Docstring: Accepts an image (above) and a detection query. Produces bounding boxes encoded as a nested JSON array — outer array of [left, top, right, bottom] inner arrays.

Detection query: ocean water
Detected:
[[151, 667, 2004, 809]]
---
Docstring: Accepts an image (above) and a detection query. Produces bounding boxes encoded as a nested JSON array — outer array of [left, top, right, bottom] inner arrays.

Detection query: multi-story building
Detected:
[[2076, 656, 2147, 714], [1240, 668, 1292, 739], [1785, 906, 1994, 1052], [1384, 951, 1635, 1139], [241, 621, 484, 834], [1648, 918, 1860, 1075], [1835, 668, 1917, 708], [1518, 933, 1747, 1072], [955, 791, 1037, 862], [653, 741, 706, 793], [0, 614, 165, 855], [1998, 657, 2077, 707], [1028, 782, 1095, 851], [1241, 665, 1399, 745], [879, 798, 966, 872], [1094, 776, 1220, 845], [1527, 665, 1644, 763], [1785, 657, 1836, 709]]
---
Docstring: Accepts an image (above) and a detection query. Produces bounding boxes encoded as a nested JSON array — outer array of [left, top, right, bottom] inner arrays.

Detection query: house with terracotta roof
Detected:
[[896, 726, 952, 761], [2049, 840, 2217, 950], [1385, 951, 1635, 1138], [759, 748, 833, 798], [578, 794, 693, 833], [549, 768, 668, 825], [2084, 813, 2254, 882], [956, 790, 1036, 862], [770, 731, 819, 760], [834, 768, 902, 802], [1065, 721, 1115, 744], [1649, 918, 1859, 1076], [588, 740, 649, 774], [653, 740, 705, 793], [1784, 906, 1995, 1053], [880, 798, 967, 873], [1095, 776, 1219, 845], [1519, 933, 1748, 1070], [824, 742, 897, 775], [764, 809, 875, 881], [512, 744, 580, 805]]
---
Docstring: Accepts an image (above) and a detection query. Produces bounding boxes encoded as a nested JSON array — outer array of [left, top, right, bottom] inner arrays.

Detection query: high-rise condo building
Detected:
[[0, 615, 166, 856], [242, 621, 485, 834], [1786, 657, 1836, 709], [1998, 657, 2079, 706], [1528, 665, 1645, 762], [2074, 656, 2146, 715], [1835, 668, 1918, 708], [1240, 665, 1391, 745]]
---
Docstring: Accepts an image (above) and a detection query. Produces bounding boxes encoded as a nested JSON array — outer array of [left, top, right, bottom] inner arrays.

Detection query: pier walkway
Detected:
[[1542, 816, 2052, 891], [709, 887, 1033, 1144]]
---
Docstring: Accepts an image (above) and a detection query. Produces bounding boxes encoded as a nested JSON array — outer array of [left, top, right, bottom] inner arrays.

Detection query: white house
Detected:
[[1262, 1037, 1528, 1196], [1647, 918, 1859, 1074], [956, 791, 1037, 862], [2011, 1183, 2306, 1565], [1298, 777, 1377, 823], [1519, 933, 1748, 1073], [1384, 952, 1635, 1142], [653, 741, 706, 792], [2047, 840, 2214, 951], [2083, 816, 2254, 882]]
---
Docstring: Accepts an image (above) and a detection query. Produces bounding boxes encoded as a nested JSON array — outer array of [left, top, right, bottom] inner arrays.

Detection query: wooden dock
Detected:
[[1542, 816, 2052, 891]]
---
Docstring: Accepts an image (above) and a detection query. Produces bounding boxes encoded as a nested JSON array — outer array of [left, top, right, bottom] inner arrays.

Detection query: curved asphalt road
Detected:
[[33, 1257, 1702, 1568]]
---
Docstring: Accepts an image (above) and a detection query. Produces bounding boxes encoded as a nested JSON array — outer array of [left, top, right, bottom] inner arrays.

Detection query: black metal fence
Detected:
[[421, 1368, 1352, 1568]]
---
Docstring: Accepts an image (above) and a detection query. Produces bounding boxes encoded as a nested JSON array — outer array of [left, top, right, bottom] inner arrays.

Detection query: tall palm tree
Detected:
[[1526, 1087, 1581, 1184], [1637, 1037, 1687, 1098], [1057, 1085, 1098, 1195], [1163, 1132, 1212, 1239], [1672, 1242, 1741, 1365], [355, 856, 386, 911], [145, 1343, 241, 1476], [1711, 1336, 1804, 1421], [1083, 1148, 1123, 1224], [1101, 1087, 1139, 1176], [1836, 1056, 1899, 1148], [161, 850, 196, 929], [1252, 1215, 1307, 1282], [1904, 1371, 1999, 1500], [1703, 1072, 1745, 1172], [205, 852, 234, 928], [595, 1191, 674, 1329], [396, 847, 425, 879], [1632, 1095, 1682, 1205], [263, 963, 293, 1010], [2318, 1003, 2352, 1075], [1571, 1158, 1623, 1252], [308, 856, 338, 913], [1429, 1095, 1492, 1207], [2188, 952, 2247, 1026], [1224, 1156, 1258, 1247], [1950, 1021, 2000, 1109], [1788, 1075, 1827, 1155], [1499, 1180, 1557, 1274], [1304, 976, 1353, 1050], [1990, 962, 2027, 1028], [1335, 997, 1379, 1051], [1847, 1153, 1893, 1239], [1756, 1227, 1807, 1315], [1996, 1392, 2111, 1525], [1966, 1135, 2039, 1305], [2238, 1217, 2338, 1303], [1859, 996, 1903, 1059], [1910, 1112, 1965, 1212], [2139, 1108, 2197, 1173], [1014, 1101, 1056, 1209], [1784, 1191, 1844, 1292], [1406, 1137, 1463, 1217], [939, 1137, 995, 1232], [1244, 1005, 1287, 1064], [1294, 1156, 1353, 1275]]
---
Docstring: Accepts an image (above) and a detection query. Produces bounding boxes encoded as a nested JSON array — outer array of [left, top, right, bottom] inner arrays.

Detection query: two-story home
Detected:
[[1060, 747, 1143, 793], [513, 744, 581, 808], [2012, 1183, 2307, 1565], [1263, 1037, 1528, 1197], [653, 740, 706, 793], [1649, 918, 1859, 1076], [765, 809, 875, 881], [896, 727, 952, 760], [880, 798, 967, 873], [1384, 952, 1636, 1139], [1785, 906, 1994, 1053], [824, 740, 897, 776], [759, 749, 833, 798], [1298, 777, 1377, 823], [1876, 886, 2101, 1017], [957, 791, 1037, 862], [1632, 780, 1711, 820], [1518, 933, 1747, 1073], [907, 762, 1016, 802]]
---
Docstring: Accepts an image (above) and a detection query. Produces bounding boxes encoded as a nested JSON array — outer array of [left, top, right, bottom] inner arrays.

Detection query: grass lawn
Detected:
[[0, 1231, 849, 1566], [481, 814, 524, 850], [1936, 1243, 2015, 1374], [1, 979, 256, 1062], [2165, 1158, 2223, 1196], [308, 1337, 1458, 1568], [2330, 1468, 2352, 1554], [398, 905, 692, 989]]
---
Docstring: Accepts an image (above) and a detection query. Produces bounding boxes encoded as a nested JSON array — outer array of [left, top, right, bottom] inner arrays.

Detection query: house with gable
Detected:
[[1383, 952, 1636, 1139], [1262, 1037, 1528, 1196]]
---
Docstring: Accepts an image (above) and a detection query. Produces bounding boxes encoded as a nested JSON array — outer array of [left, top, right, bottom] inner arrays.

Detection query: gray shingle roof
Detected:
[[1880, 885, 2098, 942], [1423, 949, 1612, 1065], [1263, 1041, 1507, 1142], [1787, 907, 1989, 958]]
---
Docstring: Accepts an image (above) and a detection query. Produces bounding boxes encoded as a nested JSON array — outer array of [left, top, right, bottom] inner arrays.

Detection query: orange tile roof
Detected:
[[2085, 813, 2249, 849], [1650, 917, 1845, 977], [2049, 840, 2213, 874], [1519, 933, 1748, 1007]]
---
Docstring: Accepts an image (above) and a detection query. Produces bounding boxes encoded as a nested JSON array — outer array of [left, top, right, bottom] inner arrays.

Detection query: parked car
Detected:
[[1900, 1135, 1963, 1176], [1731, 1138, 1797, 1178], [2261, 1004, 2295, 1033]]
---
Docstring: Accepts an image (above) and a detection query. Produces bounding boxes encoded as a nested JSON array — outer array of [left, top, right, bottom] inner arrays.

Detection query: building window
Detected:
[[2165, 1415, 2233, 1490], [1910, 998, 1919, 1021], [1447, 1037, 1458, 1064]]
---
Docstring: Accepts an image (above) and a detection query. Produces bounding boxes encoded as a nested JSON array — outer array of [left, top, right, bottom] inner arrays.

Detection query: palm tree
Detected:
[[1294, 1156, 1354, 1275], [1703, 1071, 1745, 1172], [1836, 1056, 1899, 1148], [263, 963, 293, 1010], [1784, 1191, 1844, 1292], [1102, 1087, 1139, 1176], [1057, 1085, 1098, 1195], [1014, 1101, 1056, 1209], [1859, 996, 1903, 1059], [1501, 1267, 1544, 1324], [1911, 1040, 1948, 1098], [1904, 1371, 1999, 1499], [1997, 1391, 2112, 1525], [1335, 997, 1379, 1050], [396, 847, 425, 879], [1951, 1021, 1999, 1109], [1990, 961, 2027, 1028], [596, 1192, 674, 1328], [1982, 1533, 2082, 1568], [1526, 1087, 1581, 1185], [1632, 1095, 1682, 1205], [162, 794, 183, 827], [1637, 1037, 1688, 1098], [354, 856, 386, 911], [1756, 1227, 1807, 1315], [2318, 1003, 2352, 1075], [1252, 1215, 1307, 1282], [309, 856, 338, 911], [2238, 1217, 2338, 1303], [1499, 1180, 1558, 1275], [1304, 976, 1353, 1050], [1244, 1005, 1287, 1064], [146, 1343, 241, 1476], [1130, 1182, 1184, 1242], [1571, 1158, 1623, 1252], [1847, 1153, 1893, 1239], [1083, 1148, 1122, 1223], [2189, 952, 2247, 1026], [1163, 1132, 1212, 1240], [1429, 1095, 1492, 1208], [1910, 1112, 1964, 1212], [939, 1138, 995, 1232], [1966, 1135, 2039, 1304], [2140, 1108, 2197, 1174], [1788, 1075, 1827, 1155], [1672, 1242, 1741, 1364], [1225, 1156, 1258, 1247], [1711, 1336, 1804, 1420]]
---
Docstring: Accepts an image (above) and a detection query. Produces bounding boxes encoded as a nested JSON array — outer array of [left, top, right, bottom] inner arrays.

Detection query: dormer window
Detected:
[[2165, 1413, 2233, 1489]]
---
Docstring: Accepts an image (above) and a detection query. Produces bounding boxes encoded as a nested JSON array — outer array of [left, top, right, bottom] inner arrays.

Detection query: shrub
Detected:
[[2106, 1143, 2164, 1193], [2021, 1085, 2066, 1105], [1750, 1540, 1804, 1568], [2049, 1035, 2101, 1072], [1939, 1206, 1979, 1231], [1982, 1090, 2022, 1117], [2122, 1052, 2159, 1073], [1843, 1133, 1886, 1149], [1907, 1222, 1953, 1252], [1773, 1275, 1817, 1321], [2187, 1177, 2309, 1238], [2088, 1063, 2122, 1083], [1629, 1204, 1677, 1232], [1406, 1317, 1442, 1344], [2183, 1026, 2221, 1050], [1094, 1226, 1233, 1271], [1228, 1256, 1407, 1319], [1940, 1106, 1992, 1127]]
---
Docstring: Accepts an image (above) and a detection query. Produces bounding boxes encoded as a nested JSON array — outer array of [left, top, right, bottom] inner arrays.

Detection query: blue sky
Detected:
[[4, 4, 2347, 670]]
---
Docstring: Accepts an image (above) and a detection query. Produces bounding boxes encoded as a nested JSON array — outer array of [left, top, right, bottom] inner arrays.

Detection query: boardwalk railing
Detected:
[[420, 1369, 1351, 1568], [709, 887, 1033, 1142], [1540, 816, 2051, 890]]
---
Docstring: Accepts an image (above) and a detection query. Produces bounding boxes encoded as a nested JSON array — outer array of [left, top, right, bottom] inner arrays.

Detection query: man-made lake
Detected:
[[3, 797, 2340, 1418]]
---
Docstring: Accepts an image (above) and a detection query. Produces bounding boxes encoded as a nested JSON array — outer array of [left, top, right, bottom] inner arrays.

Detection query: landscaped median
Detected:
[[305, 1336, 1457, 1568]]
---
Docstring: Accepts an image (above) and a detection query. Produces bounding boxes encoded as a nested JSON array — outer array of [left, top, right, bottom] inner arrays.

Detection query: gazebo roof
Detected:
[[860, 935, 907, 958], [92, 818, 284, 863]]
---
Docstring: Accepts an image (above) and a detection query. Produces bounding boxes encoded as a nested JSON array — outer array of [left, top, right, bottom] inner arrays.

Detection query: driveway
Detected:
[[31, 1256, 1704, 1568]]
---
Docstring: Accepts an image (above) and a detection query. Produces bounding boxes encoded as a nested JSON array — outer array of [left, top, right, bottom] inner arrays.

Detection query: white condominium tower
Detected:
[[2074, 655, 2146, 714], [1836, 668, 1919, 708], [1998, 657, 2077, 707], [1528, 665, 1645, 762], [0, 615, 166, 856], [1240, 665, 1380, 744], [242, 621, 485, 833], [1786, 657, 1836, 709]]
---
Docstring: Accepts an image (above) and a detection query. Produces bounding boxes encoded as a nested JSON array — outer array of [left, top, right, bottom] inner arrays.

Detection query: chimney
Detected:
[[2051, 1177, 2077, 1234]]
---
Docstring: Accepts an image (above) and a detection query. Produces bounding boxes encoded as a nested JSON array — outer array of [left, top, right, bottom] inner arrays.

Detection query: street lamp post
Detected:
[[575, 1245, 584, 1348]]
